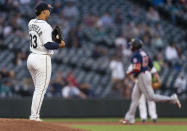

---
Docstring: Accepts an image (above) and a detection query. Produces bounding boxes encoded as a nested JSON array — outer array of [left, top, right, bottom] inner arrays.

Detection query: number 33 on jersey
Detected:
[[29, 34, 38, 48]]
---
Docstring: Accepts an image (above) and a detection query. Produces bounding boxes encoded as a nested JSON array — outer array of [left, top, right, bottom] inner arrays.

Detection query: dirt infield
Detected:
[[0, 119, 88, 131], [0, 119, 186, 131]]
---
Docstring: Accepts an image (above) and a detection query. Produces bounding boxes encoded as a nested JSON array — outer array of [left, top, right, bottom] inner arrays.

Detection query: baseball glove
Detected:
[[152, 75, 161, 90], [152, 81, 161, 90], [52, 26, 64, 43]]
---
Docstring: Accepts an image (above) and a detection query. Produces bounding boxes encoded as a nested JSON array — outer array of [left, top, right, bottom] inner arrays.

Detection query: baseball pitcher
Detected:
[[27, 2, 65, 121]]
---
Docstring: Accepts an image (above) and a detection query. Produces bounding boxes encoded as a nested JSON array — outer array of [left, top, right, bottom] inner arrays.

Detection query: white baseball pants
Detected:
[[27, 53, 51, 119], [139, 94, 157, 120], [125, 71, 177, 123]]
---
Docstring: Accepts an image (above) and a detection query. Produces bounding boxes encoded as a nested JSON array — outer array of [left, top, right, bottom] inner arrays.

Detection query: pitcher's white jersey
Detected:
[[28, 19, 54, 55]]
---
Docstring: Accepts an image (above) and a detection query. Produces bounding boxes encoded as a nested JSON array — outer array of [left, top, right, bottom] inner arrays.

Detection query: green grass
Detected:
[[44, 118, 121, 122], [44, 118, 187, 122], [73, 125, 187, 131], [44, 118, 187, 131]]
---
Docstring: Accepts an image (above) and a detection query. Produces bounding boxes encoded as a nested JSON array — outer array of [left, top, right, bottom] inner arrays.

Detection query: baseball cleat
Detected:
[[30, 118, 43, 122], [172, 94, 182, 109], [142, 119, 146, 123], [120, 119, 134, 124], [152, 119, 157, 123]]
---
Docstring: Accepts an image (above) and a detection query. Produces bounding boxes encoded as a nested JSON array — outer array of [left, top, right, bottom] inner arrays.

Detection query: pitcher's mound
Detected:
[[0, 118, 86, 131]]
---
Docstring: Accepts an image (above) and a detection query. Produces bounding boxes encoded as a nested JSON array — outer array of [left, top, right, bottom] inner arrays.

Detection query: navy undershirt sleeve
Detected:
[[44, 42, 59, 50], [148, 57, 153, 68]]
